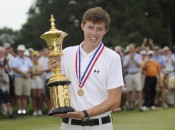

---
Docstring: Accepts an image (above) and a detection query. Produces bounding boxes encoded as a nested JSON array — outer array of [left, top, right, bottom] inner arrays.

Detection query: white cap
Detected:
[[148, 50, 154, 55], [17, 45, 25, 51], [114, 46, 122, 52], [24, 50, 29, 56], [125, 46, 129, 53], [3, 43, 11, 48], [163, 46, 169, 51], [140, 50, 147, 55], [28, 48, 34, 52]]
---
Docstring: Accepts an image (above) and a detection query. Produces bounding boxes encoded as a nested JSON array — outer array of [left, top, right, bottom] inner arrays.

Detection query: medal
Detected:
[[75, 42, 104, 96], [78, 89, 84, 96]]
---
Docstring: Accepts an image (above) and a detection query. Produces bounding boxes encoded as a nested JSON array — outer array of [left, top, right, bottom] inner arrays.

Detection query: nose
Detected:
[[91, 29, 98, 36]]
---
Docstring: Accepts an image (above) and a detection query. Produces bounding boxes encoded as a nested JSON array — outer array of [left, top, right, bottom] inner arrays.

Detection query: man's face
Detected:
[[18, 51, 24, 57], [154, 49, 159, 55], [5, 47, 11, 53], [129, 45, 135, 53], [81, 21, 107, 47], [43, 48, 49, 56], [148, 54, 153, 59]]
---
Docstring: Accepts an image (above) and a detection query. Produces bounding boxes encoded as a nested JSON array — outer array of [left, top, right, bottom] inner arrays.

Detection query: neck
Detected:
[[82, 41, 100, 54], [19, 55, 24, 58], [33, 61, 38, 64]]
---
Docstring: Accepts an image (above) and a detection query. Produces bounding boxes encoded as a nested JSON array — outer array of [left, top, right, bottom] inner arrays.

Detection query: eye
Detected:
[[97, 28, 103, 31], [88, 26, 93, 29]]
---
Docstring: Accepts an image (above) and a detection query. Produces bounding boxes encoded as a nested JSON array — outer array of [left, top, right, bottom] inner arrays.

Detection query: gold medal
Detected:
[[78, 89, 84, 96]]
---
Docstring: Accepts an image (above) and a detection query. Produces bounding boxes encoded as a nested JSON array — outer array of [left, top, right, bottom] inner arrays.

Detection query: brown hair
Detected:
[[82, 7, 110, 30]]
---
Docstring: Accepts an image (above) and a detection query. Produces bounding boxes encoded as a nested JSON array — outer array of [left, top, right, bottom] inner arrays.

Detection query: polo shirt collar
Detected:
[[79, 41, 102, 58]]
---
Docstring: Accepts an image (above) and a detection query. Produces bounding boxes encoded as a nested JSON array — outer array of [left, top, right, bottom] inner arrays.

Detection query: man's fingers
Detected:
[[48, 56, 61, 70]]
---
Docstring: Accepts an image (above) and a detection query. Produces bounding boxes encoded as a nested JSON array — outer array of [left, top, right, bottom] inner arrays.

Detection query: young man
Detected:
[[49, 7, 124, 130]]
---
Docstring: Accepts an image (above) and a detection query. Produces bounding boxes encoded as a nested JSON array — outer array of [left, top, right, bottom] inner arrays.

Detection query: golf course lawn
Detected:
[[0, 108, 174, 130]]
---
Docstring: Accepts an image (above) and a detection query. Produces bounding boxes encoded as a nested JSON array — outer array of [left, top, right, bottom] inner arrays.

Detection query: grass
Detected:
[[0, 108, 175, 130]]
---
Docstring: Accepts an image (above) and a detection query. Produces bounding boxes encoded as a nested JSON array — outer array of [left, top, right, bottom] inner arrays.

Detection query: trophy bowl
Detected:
[[40, 15, 74, 116]]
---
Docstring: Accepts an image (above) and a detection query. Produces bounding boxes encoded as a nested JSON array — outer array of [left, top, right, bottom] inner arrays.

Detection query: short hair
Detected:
[[82, 7, 110, 30]]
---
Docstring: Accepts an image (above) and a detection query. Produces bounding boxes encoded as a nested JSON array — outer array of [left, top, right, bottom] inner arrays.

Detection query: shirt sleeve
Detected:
[[106, 54, 124, 90], [11, 58, 18, 68], [135, 54, 142, 64], [156, 61, 161, 73], [123, 55, 128, 66], [38, 62, 43, 71]]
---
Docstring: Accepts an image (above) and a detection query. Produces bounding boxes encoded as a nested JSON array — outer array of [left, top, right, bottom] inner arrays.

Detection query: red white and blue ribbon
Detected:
[[75, 42, 104, 88]]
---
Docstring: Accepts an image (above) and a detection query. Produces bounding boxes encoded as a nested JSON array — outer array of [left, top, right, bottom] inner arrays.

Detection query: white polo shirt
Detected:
[[61, 44, 124, 115]]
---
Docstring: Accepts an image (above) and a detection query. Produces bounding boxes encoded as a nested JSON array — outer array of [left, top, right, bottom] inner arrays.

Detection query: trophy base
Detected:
[[48, 106, 75, 116]]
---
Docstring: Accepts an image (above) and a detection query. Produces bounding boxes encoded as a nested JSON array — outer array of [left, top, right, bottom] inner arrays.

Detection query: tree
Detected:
[[0, 27, 19, 47], [19, 0, 175, 49]]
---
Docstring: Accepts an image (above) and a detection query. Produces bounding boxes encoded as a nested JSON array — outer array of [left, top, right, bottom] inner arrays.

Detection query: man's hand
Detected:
[[48, 56, 61, 70], [53, 111, 84, 119], [143, 38, 147, 44], [149, 38, 153, 44], [130, 53, 134, 60]]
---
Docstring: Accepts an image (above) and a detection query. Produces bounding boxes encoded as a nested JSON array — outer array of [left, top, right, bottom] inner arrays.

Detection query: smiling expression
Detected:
[[81, 21, 108, 49]]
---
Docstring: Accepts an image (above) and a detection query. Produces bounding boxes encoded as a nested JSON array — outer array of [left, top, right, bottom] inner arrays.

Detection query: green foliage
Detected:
[[0, 0, 175, 50], [0, 27, 18, 47]]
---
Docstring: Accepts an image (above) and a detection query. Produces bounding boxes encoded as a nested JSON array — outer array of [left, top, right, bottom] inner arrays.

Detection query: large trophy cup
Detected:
[[40, 15, 74, 116]]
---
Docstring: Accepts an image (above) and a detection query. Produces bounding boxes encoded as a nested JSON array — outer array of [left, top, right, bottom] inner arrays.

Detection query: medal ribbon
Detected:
[[75, 42, 104, 88]]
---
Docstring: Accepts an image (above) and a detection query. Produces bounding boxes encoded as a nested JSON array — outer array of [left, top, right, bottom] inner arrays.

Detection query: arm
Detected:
[[149, 38, 155, 50], [157, 62, 162, 88], [133, 59, 142, 68], [87, 87, 122, 117], [13, 67, 28, 78], [142, 60, 148, 70], [55, 87, 122, 119], [140, 38, 147, 50], [133, 54, 142, 68], [169, 52, 175, 65], [123, 58, 131, 69]]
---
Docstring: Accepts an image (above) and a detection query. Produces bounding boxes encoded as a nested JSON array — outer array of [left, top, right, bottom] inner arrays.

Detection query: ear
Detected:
[[81, 23, 84, 31], [104, 29, 108, 35]]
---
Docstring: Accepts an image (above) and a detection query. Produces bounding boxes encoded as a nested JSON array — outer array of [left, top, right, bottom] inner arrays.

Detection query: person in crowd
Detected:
[[162, 46, 175, 74], [161, 46, 175, 108], [3, 43, 15, 106], [49, 7, 123, 130], [140, 50, 147, 89], [39, 47, 52, 110], [31, 51, 44, 116], [29, 48, 34, 59], [113, 46, 128, 112], [152, 46, 166, 106], [166, 74, 175, 106], [114, 46, 123, 57], [11, 45, 32, 115], [153, 46, 166, 68], [24, 49, 30, 58], [123, 43, 143, 111], [142, 50, 161, 110], [0, 47, 15, 119]]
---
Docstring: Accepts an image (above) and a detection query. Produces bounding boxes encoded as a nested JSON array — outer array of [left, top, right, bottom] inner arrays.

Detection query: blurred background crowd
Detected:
[[0, 38, 175, 119], [0, 0, 175, 120]]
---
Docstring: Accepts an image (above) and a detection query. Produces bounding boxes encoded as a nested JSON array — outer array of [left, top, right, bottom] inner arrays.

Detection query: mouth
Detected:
[[89, 37, 97, 41]]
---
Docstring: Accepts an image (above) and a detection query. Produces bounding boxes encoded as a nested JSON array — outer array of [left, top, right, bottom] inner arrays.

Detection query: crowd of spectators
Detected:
[[0, 38, 175, 119], [113, 38, 175, 112]]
